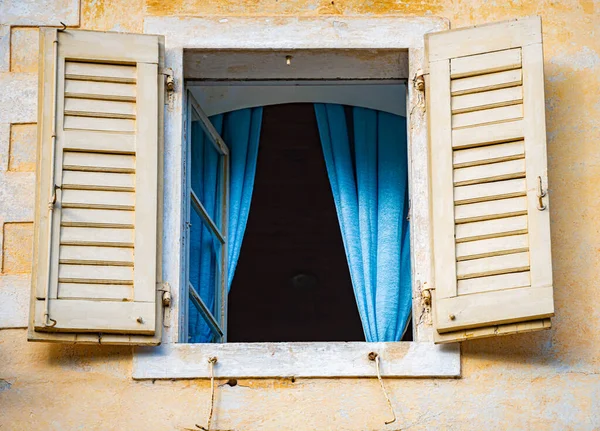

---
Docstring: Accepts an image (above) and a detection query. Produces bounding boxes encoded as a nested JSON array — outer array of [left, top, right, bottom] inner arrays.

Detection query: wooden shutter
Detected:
[[426, 17, 554, 343], [28, 29, 164, 345]]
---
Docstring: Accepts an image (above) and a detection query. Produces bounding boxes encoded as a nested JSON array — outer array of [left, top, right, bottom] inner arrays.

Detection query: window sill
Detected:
[[132, 341, 460, 379]]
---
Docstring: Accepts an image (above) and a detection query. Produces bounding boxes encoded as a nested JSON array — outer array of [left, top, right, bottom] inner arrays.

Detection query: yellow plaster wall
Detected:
[[1, 0, 600, 429]]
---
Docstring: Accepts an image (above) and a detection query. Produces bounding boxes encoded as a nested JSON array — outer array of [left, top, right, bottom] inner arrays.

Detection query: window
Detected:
[[28, 17, 553, 379]]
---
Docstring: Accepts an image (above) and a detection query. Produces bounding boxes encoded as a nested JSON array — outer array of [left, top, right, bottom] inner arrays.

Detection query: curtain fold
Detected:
[[314, 103, 411, 342], [189, 107, 263, 343]]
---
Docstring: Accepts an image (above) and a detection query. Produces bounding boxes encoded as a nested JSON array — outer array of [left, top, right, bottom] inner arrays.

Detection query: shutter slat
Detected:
[[64, 97, 136, 119], [457, 271, 531, 295], [452, 86, 522, 114], [65, 61, 137, 83], [455, 215, 528, 243], [65, 79, 136, 102], [456, 234, 529, 261], [63, 152, 135, 173], [61, 208, 135, 228], [63, 130, 135, 154], [453, 140, 524, 168], [61, 189, 135, 210], [59, 245, 134, 266], [427, 17, 553, 342], [64, 115, 135, 133], [60, 227, 134, 247], [58, 264, 133, 284], [451, 69, 522, 96], [62, 171, 135, 192], [454, 158, 525, 186], [452, 119, 524, 149], [58, 283, 133, 301], [452, 104, 523, 129], [450, 48, 521, 78]]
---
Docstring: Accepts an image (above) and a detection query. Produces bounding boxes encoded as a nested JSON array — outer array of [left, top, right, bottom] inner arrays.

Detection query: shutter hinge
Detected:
[[158, 282, 172, 327], [421, 282, 435, 307], [413, 69, 426, 93], [160, 67, 175, 92]]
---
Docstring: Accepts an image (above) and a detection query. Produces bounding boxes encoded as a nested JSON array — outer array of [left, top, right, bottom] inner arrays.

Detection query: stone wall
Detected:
[[1, 1, 599, 429]]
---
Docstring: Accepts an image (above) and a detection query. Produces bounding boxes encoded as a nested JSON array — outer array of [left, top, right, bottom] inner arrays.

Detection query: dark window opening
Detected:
[[227, 103, 413, 342]]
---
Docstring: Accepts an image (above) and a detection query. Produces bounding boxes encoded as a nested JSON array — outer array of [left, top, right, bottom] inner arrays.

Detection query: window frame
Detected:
[[133, 15, 461, 379], [182, 92, 230, 343]]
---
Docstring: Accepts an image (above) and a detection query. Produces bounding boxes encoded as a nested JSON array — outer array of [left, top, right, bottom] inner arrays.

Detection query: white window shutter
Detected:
[[28, 29, 164, 345], [426, 17, 554, 343]]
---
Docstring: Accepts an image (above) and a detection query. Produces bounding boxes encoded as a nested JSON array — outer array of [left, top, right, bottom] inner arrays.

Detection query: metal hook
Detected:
[[536, 176, 547, 211], [44, 313, 57, 327], [59, 21, 67, 32]]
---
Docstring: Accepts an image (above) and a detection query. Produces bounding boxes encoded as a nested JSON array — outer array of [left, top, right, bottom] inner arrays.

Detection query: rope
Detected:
[[196, 356, 218, 431], [369, 352, 397, 425]]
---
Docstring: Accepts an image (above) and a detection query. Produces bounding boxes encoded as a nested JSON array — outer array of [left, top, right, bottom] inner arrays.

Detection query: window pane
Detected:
[[188, 203, 222, 342], [190, 119, 222, 228], [188, 296, 218, 343]]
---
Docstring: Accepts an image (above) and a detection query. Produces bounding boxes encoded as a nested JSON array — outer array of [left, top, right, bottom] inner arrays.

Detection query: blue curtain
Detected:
[[314, 104, 411, 342], [188, 107, 263, 343]]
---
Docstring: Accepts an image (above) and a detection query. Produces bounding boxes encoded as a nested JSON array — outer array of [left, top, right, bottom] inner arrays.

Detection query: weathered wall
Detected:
[[1, 0, 599, 429]]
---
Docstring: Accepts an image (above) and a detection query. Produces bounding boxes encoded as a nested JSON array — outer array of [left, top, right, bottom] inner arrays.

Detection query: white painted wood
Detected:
[[59, 30, 159, 64], [133, 342, 460, 379], [522, 42, 554, 294], [64, 115, 135, 133], [454, 196, 528, 224], [58, 264, 133, 284], [426, 17, 541, 61], [436, 285, 553, 333], [454, 158, 525, 186], [65, 61, 137, 83], [451, 69, 522, 96], [457, 271, 530, 295], [59, 246, 134, 266], [63, 152, 135, 173], [61, 189, 135, 210], [450, 48, 521, 79], [63, 130, 135, 154], [452, 104, 523, 129], [34, 299, 155, 334], [455, 215, 528, 243], [60, 227, 134, 247], [62, 171, 135, 192], [434, 317, 550, 344], [428, 59, 457, 300], [64, 98, 136, 119], [58, 283, 133, 301], [454, 178, 526, 204], [452, 119, 524, 149], [65, 79, 136, 102], [452, 86, 522, 114], [61, 208, 135, 228], [456, 251, 530, 279], [453, 140, 524, 168], [456, 234, 529, 261]]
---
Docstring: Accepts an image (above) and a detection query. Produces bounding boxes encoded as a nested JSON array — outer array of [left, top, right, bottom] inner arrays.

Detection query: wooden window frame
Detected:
[[133, 16, 461, 379], [182, 92, 230, 343]]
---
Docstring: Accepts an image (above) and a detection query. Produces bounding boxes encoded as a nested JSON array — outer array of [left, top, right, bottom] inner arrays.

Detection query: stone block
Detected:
[[2, 222, 33, 274], [0, 0, 80, 26], [0, 274, 29, 328], [10, 27, 38, 73], [8, 123, 36, 172], [0, 25, 9, 72]]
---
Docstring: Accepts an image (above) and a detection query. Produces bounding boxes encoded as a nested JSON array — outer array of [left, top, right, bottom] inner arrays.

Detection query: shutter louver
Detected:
[[29, 29, 163, 345], [426, 17, 554, 343]]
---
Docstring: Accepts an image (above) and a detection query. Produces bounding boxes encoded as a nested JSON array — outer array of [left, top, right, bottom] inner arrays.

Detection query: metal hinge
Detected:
[[158, 282, 172, 327], [160, 67, 175, 92], [421, 282, 435, 307]]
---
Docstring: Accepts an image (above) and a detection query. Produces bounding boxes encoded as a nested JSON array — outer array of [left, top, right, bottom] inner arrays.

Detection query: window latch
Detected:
[[158, 282, 172, 327]]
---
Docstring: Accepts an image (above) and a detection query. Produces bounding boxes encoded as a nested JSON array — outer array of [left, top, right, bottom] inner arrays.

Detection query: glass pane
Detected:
[[188, 296, 218, 343], [190, 118, 223, 228], [188, 202, 222, 343]]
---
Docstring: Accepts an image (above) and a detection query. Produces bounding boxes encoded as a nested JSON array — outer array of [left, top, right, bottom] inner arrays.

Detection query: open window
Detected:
[[29, 17, 554, 355]]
